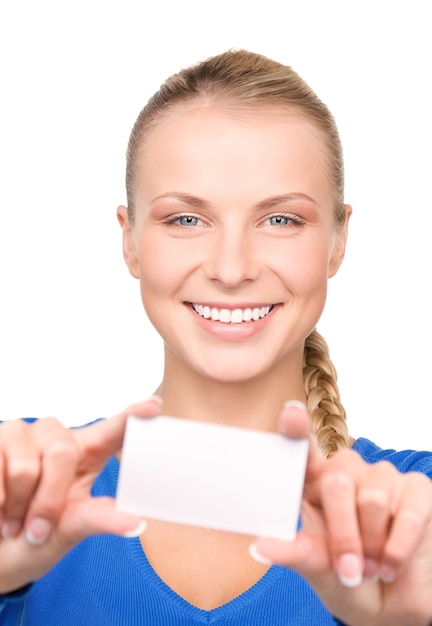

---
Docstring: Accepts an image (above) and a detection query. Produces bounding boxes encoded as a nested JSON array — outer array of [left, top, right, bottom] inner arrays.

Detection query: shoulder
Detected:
[[353, 437, 432, 478]]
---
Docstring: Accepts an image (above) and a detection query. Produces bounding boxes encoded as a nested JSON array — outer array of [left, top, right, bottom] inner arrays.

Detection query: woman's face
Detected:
[[118, 108, 350, 383]]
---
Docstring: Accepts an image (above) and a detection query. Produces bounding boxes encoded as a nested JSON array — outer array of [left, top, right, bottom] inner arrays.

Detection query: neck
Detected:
[[154, 346, 306, 433]]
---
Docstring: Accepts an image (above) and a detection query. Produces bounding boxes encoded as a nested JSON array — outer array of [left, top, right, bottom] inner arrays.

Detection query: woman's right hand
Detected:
[[0, 397, 161, 594]]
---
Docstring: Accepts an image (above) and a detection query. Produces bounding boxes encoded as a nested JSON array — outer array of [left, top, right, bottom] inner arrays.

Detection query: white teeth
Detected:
[[231, 309, 243, 324], [192, 304, 272, 324], [219, 309, 231, 323], [243, 308, 253, 322]]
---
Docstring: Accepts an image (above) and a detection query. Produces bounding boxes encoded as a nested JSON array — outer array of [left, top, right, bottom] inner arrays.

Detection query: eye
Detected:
[[178, 215, 199, 226], [263, 213, 305, 227], [270, 215, 290, 226], [164, 213, 205, 228]]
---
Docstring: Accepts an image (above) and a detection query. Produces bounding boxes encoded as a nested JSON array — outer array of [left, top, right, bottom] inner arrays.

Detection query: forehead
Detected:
[[134, 106, 333, 202]]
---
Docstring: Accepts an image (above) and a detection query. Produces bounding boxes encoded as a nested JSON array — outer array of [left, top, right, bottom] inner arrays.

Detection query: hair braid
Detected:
[[304, 329, 349, 457]]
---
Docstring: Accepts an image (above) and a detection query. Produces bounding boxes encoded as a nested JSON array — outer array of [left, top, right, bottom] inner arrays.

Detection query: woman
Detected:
[[1, 49, 431, 625]]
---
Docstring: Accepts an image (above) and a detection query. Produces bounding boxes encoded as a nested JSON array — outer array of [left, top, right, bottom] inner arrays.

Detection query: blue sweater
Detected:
[[1, 437, 432, 625]]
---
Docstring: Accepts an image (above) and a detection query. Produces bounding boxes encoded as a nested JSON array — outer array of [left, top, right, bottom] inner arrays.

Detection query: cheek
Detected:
[[270, 237, 331, 296], [137, 235, 194, 299], [138, 237, 170, 297]]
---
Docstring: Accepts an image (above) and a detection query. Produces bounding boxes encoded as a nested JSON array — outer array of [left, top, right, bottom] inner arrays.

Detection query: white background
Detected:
[[0, 1, 430, 451]]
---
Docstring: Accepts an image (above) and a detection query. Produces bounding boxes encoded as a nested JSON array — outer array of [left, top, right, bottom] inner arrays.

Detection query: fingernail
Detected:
[[283, 400, 307, 411], [123, 520, 147, 538], [249, 543, 273, 565], [337, 553, 363, 588], [148, 394, 163, 405], [380, 562, 397, 583], [1, 519, 22, 539], [26, 518, 52, 545], [364, 557, 380, 581]]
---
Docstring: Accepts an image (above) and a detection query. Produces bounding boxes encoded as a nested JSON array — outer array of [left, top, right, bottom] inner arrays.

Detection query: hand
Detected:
[[251, 402, 432, 626], [0, 397, 161, 593]]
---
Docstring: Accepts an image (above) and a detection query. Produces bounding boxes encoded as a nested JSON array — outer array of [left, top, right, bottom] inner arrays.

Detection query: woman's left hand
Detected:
[[252, 402, 432, 626]]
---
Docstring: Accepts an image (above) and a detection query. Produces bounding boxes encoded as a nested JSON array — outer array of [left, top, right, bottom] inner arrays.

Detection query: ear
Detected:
[[328, 204, 352, 278], [116, 205, 140, 279]]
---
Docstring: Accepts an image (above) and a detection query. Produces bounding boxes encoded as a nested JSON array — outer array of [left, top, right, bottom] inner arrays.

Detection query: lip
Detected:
[[192, 303, 273, 323], [186, 302, 280, 341], [189, 302, 276, 310]]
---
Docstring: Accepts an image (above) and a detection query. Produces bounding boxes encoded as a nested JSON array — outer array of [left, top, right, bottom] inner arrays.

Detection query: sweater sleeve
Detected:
[[0, 584, 32, 623]]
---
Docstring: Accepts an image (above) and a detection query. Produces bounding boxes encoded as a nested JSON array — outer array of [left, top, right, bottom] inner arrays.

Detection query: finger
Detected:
[[251, 534, 313, 565], [319, 453, 364, 587], [278, 401, 312, 440], [356, 462, 394, 578], [22, 397, 162, 544], [1, 420, 41, 537], [60, 496, 147, 543], [380, 471, 432, 582], [0, 451, 5, 527], [24, 419, 80, 545], [278, 401, 325, 486], [73, 396, 163, 472], [251, 530, 332, 588]]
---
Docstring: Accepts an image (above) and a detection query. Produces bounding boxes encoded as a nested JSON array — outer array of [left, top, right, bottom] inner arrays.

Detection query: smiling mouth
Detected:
[[191, 304, 274, 324]]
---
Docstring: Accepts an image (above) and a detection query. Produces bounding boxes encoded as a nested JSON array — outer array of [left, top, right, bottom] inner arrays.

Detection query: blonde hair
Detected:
[[304, 329, 348, 456], [125, 49, 350, 455]]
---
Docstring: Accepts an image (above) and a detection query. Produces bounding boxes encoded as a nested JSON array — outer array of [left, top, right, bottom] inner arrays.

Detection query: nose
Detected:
[[203, 224, 260, 287]]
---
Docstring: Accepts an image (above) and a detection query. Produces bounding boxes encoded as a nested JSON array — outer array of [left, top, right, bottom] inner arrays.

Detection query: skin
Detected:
[[0, 398, 160, 593], [118, 108, 349, 430], [1, 106, 432, 624], [117, 108, 353, 608]]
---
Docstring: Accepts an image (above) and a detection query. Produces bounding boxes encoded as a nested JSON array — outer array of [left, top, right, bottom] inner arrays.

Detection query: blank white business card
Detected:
[[116, 415, 308, 540]]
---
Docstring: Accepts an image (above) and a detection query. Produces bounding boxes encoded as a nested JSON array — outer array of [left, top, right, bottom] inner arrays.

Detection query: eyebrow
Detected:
[[150, 192, 211, 210], [255, 193, 318, 210], [150, 192, 318, 210]]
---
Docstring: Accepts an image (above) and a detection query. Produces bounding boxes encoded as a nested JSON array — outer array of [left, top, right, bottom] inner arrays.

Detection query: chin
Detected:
[[196, 362, 272, 385]]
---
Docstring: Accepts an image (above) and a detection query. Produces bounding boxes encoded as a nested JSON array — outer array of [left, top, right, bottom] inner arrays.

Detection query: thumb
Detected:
[[251, 532, 332, 588], [61, 496, 147, 542], [278, 400, 312, 440], [73, 396, 163, 466], [279, 401, 325, 479]]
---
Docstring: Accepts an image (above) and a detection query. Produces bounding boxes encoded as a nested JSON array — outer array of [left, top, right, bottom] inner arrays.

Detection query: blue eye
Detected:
[[178, 215, 198, 226], [164, 214, 202, 227], [269, 215, 291, 226], [263, 213, 305, 228]]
